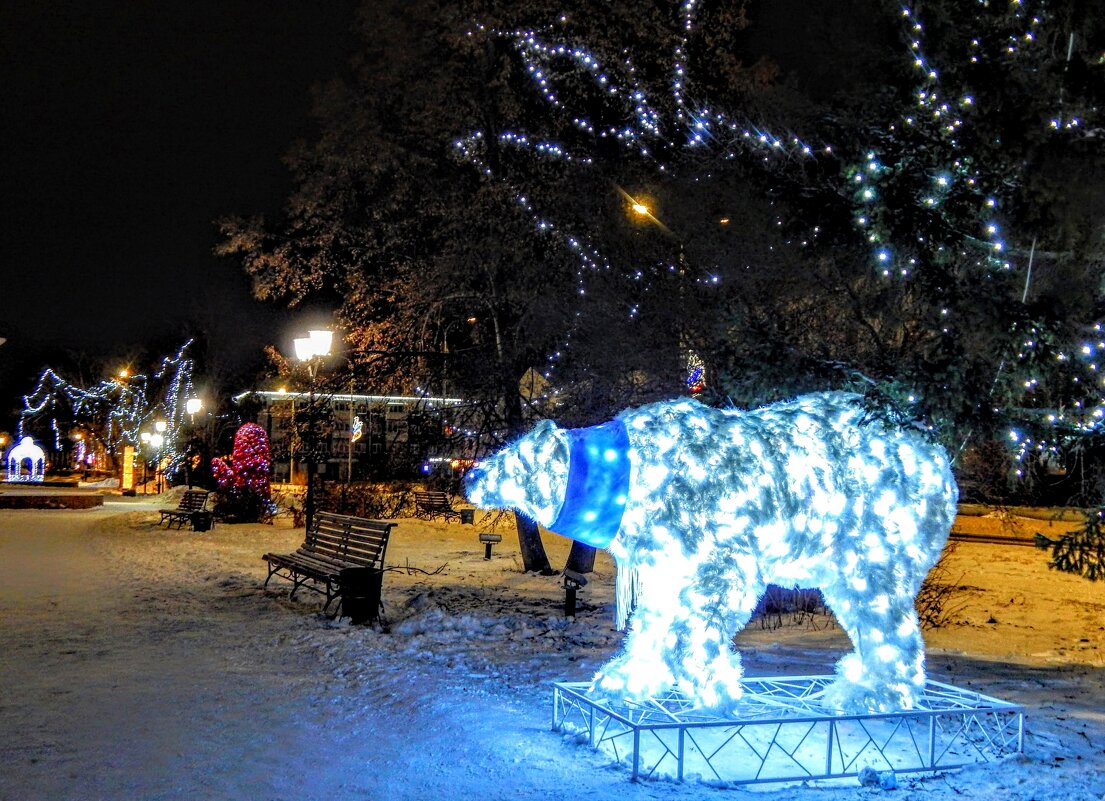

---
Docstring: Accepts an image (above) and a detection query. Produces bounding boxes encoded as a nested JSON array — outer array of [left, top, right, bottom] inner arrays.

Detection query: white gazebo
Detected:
[[6, 436, 46, 482]]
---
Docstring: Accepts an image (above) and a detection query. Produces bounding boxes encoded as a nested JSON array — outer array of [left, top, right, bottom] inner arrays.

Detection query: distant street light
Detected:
[[183, 397, 205, 487], [186, 397, 202, 423], [293, 329, 333, 532]]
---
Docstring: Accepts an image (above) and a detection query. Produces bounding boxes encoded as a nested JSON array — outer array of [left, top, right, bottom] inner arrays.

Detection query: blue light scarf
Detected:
[[547, 419, 631, 548]]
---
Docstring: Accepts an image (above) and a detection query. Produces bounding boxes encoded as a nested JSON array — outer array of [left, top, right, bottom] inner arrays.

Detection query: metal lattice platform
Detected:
[[552, 676, 1024, 785]]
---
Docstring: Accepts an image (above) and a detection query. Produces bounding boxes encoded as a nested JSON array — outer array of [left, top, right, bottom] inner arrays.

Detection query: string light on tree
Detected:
[[19, 341, 197, 478], [456, 0, 1100, 449]]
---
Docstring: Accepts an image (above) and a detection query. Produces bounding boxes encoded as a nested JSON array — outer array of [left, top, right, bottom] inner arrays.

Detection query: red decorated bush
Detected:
[[211, 423, 273, 522]]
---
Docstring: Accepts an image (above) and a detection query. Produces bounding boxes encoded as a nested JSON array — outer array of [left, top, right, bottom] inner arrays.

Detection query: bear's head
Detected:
[[464, 419, 570, 526]]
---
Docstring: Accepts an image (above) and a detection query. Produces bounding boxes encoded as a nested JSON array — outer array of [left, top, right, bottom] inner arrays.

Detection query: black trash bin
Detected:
[[338, 567, 384, 624], [191, 511, 213, 532]]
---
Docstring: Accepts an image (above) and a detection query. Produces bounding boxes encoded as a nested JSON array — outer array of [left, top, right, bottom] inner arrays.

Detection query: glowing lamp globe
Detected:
[[185, 397, 203, 416], [308, 329, 333, 356], [294, 330, 333, 362], [293, 337, 315, 362]]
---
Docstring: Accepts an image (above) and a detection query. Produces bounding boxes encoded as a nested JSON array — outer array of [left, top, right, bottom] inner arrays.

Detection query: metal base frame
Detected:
[[552, 676, 1024, 785]]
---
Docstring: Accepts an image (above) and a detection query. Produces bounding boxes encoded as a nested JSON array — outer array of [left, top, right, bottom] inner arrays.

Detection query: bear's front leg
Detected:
[[664, 615, 747, 710], [591, 571, 684, 702], [592, 564, 758, 713]]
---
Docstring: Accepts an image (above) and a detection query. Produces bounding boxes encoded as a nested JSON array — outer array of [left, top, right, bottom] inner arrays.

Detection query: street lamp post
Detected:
[[151, 421, 167, 493], [139, 431, 151, 494], [346, 382, 355, 485], [184, 397, 203, 488], [293, 329, 333, 533]]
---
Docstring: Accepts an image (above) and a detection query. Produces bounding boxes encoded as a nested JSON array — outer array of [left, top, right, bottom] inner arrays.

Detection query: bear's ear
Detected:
[[518, 419, 567, 467], [528, 419, 566, 450], [530, 419, 558, 437]]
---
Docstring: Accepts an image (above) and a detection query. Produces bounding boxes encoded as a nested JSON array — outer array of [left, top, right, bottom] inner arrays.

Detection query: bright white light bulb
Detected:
[[293, 337, 315, 361]]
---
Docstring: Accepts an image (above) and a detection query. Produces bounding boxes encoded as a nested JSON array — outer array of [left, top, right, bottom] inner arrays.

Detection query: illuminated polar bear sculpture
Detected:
[[465, 392, 957, 713]]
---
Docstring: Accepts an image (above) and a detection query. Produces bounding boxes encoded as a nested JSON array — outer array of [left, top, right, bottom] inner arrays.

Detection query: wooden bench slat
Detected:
[[304, 534, 386, 559], [309, 531, 387, 551], [299, 548, 380, 569], [307, 534, 386, 553]]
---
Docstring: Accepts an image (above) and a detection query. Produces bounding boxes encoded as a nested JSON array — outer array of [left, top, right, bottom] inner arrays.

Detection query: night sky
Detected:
[[0, 1, 359, 422]]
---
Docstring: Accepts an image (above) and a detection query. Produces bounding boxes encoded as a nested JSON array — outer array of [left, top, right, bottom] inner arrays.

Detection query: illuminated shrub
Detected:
[[466, 393, 957, 713], [211, 423, 273, 523]]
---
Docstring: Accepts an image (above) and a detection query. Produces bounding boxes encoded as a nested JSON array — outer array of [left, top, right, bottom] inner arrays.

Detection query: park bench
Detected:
[[158, 489, 210, 530], [414, 490, 461, 522], [261, 511, 397, 617]]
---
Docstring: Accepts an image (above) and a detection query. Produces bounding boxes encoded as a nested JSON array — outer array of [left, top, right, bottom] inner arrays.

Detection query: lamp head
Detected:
[[308, 329, 333, 357], [293, 337, 315, 362]]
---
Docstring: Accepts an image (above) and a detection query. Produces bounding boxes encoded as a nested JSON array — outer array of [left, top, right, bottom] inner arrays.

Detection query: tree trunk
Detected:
[[515, 514, 555, 574], [565, 541, 596, 574], [493, 331, 555, 575]]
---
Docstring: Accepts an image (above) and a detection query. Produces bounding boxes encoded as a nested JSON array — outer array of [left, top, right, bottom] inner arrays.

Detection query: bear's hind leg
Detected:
[[821, 583, 926, 713]]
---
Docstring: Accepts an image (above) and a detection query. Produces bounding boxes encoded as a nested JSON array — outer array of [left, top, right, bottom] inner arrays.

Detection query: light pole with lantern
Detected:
[[139, 431, 151, 494], [151, 420, 167, 493], [293, 329, 333, 533], [186, 396, 202, 424], [184, 397, 204, 487]]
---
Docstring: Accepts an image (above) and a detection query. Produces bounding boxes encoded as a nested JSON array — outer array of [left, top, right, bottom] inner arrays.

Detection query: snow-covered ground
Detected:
[[0, 496, 1102, 800]]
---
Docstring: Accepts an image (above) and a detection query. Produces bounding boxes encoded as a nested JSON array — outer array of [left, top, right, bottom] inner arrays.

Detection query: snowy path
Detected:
[[0, 506, 671, 801], [0, 505, 380, 800], [0, 503, 1103, 800]]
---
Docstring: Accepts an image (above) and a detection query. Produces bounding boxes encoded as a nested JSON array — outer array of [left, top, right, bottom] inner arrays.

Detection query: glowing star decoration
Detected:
[[466, 393, 957, 714], [6, 436, 46, 482]]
